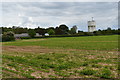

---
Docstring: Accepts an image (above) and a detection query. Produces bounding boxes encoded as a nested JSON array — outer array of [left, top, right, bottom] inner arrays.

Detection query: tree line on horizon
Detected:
[[1, 24, 77, 35], [0, 24, 120, 42], [1, 24, 119, 35]]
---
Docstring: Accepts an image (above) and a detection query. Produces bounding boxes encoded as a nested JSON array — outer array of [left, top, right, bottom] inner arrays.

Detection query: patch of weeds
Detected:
[[47, 64, 56, 69], [40, 69, 50, 73], [81, 62, 89, 66], [95, 68, 111, 79], [74, 70, 80, 73], [2, 71, 12, 78], [56, 64, 69, 70], [97, 55, 104, 58], [109, 66, 115, 70], [118, 65, 120, 71], [80, 68, 97, 75], [55, 72, 70, 77], [91, 64, 102, 68], [2, 67, 18, 74], [104, 59, 112, 63], [104, 65, 110, 69], [104, 65, 116, 70], [40, 64, 51, 69], [38, 62, 56, 70], [48, 75, 56, 78], [7, 63, 17, 67], [28, 69, 35, 73], [37, 55, 53, 61], [21, 73, 35, 78], [56, 62, 76, 70], [90, 59, 103, 64], [4, 55, 29, 64], [69, 72, 76, 76]]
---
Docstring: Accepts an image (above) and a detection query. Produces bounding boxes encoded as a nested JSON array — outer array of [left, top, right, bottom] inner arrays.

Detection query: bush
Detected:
[[2, 31, 15, 42], [48, 29, 55, 35], [28, 29, 36, 38]]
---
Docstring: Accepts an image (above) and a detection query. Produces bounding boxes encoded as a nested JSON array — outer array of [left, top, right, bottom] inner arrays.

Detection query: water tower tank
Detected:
[[88, 17, 96, 32]]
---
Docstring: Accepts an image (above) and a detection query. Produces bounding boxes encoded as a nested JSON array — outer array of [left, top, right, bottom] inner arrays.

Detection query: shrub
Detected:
[[28, 29, 36, 38], [48, 29, 55, 35], [2, 31, 15, 42]]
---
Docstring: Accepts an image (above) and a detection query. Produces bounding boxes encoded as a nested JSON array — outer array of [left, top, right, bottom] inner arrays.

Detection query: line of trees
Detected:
[[1, 24, 77, 35], [0, 24, 120, 42], [78, 27, 120, 36], [1, 24, 119, 36]]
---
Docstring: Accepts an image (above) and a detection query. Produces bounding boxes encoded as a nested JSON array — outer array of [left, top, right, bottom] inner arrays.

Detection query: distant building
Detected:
[[88, 17, 96, 32], [73, 25, 77, 33], [45, 33, 49, 36], [14, 33, 42, 38]]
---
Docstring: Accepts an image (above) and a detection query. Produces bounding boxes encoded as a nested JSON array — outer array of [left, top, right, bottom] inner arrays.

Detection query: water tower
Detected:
[[88, 17, 96, 32]]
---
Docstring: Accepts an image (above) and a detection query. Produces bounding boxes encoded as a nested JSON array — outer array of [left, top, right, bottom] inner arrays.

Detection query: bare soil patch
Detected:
[[31, 69, 58, 78], [21, 39, 46, 42], [2, 45, 117, 54], [2, 46, 55, 53]]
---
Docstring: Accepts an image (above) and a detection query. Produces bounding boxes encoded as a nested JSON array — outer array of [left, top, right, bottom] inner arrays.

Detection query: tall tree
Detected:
[[48, 29, 55, 35], [58, 24, 69, 35], [70, 25, 77, 34], [28, 29, 36, 38]]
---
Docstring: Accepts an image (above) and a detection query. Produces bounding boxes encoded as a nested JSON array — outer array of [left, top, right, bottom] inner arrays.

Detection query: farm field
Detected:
[[2, 35, 119, 78]]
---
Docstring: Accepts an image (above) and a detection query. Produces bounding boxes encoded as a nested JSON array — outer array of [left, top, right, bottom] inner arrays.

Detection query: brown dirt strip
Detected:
[[2, 46, 54, 53], [21, 39, 46, 42], [31, 69, 58, 78], [2, 46, 118, 54]]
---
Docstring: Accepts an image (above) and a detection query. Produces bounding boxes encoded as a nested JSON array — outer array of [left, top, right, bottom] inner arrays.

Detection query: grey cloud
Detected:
[[2, 2, 118, 31]]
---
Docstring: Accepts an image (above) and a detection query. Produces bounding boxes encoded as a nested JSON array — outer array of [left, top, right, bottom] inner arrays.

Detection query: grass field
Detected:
[[2, 35, 119, 78]]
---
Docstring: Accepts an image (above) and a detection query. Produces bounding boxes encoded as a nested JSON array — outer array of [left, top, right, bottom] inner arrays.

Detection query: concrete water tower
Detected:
[[88, 17, 96, 32]]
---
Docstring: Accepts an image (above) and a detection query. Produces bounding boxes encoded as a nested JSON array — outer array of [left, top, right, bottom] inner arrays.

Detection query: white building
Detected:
[[88, 17, 96, 32], [14, 33, 42, 38], [45, 33, 49, 36]]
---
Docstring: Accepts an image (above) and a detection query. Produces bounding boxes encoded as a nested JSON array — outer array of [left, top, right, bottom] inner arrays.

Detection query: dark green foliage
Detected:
[[1, 25, 119, 37], [70, 25, 77, 34], [2, 31, 15, 42], [58, 24, 69, 35], [48, 29, 55, 35], [28, 29, 36, 38], [80, 68, 96, 75], [13, 26, 28, 34], [55, 27, 63, 35], [93, 31, 102, 35], [92, 64, 102, 68], [80, 62, 89, 66], [96, 68, 111, 79], [7, 63, 17, 67], [35, 27, 46, 35]]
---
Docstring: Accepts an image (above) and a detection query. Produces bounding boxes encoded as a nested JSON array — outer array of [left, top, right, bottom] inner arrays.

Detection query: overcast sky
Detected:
[[1, 2, 118, 31]]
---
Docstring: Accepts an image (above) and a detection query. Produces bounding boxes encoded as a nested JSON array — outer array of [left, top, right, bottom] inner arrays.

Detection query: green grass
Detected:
[[3, 35, 118, 51], [2, 35, 119, 78], [79, 68, 97, 75]]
